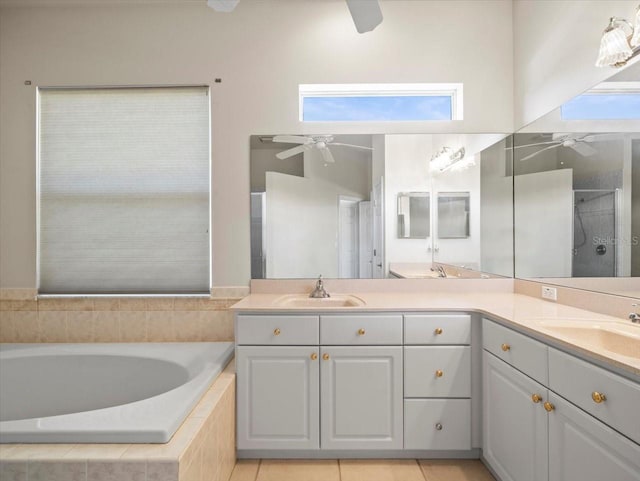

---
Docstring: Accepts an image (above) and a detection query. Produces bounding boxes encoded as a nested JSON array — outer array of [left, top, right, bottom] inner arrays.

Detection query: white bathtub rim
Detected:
[[0, 342, 234, 444]]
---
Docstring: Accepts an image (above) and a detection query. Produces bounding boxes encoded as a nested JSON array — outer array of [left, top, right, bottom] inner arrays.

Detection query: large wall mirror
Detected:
[[250, 133, 512, 280], [513, 62, 640, 299]]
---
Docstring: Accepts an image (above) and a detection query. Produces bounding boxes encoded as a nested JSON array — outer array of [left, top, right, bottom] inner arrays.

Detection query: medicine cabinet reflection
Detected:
[[397, 193, 430, 239], [438, 192, 470, 239]]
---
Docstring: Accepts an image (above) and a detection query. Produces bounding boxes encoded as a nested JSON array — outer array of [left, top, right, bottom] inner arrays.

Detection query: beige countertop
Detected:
[[231, 291, 640, 379]]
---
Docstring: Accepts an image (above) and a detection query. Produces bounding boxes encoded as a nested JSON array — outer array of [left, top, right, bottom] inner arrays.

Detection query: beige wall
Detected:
[[513, 0, 639, 129], [0, 0, 515, 288]]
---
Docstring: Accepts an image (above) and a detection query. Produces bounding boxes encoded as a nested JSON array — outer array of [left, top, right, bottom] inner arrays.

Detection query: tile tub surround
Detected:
[[0, 287, 250, 343], [234, 284, 640, 378], [0, 360, 236, 481]]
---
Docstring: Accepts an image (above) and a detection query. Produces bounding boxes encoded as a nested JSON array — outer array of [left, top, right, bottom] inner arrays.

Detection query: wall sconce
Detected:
[[596, 5, 640, 67], [429, 147, 468, 173]]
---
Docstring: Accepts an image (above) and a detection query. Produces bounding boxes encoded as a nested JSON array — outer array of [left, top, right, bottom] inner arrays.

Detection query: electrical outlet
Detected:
[[542, 286, 557, 301]]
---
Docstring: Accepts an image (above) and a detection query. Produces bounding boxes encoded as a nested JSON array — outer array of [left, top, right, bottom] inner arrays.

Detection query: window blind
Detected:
[[38, 87, 210, 294]]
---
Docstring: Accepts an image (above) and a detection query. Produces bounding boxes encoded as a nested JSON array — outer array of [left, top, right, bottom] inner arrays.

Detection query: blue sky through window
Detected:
[[302, 95, 452, 121], [561, 93, 640, 120]]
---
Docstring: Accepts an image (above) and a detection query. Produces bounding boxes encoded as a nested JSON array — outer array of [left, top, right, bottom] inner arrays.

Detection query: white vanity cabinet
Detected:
[[547, 392, 640, 481], [320, 346, 403, 450], [403, 314, 472, 450], [236, 313, 405, 453], [236, 346, 320, 450], [236, 314, 320, 450], [483, 350, 548, 481], [482, 318, 640, 481]]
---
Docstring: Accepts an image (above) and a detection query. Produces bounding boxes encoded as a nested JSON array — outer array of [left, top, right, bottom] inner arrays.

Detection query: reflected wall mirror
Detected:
[[397, 193, 430, 239], [513, 61, 640, 299], [438, 192, 470, 239], [250, 133, 512, 280]]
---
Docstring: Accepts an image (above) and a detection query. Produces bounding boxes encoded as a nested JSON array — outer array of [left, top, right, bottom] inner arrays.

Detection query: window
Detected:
[[38, 87, 210, 294], [299, 83, 463, 122], [561, 82, 640, 120]]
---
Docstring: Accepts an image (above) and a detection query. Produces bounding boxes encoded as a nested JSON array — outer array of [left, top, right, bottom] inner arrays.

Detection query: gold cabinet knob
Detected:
[[358, 328, 366, 336], [543, 401, 555, 412], [592, 391, 607, 404], [322, 353, 330, 361], [310, 353, 318, 361], [435, 370, 444, 378], [501, 343, 511, 352], [273, 328, 281, 336], [531, 394, 542, 404], [434, 328, 443, 335]]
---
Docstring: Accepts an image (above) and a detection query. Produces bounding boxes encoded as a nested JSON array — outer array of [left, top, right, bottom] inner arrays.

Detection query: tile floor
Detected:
[[229, 459, 496, 481]]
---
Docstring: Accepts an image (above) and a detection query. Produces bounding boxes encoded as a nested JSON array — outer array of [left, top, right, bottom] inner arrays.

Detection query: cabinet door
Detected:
[[320, 346, 403, 450], [237, 346, 319, 450], [548, 392, 640, 481], [483, 351, 548, 481]]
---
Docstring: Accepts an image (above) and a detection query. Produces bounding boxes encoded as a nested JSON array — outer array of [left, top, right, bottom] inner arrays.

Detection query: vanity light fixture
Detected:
[[429, 146, 467, 173], [596, 5, 640, 68]]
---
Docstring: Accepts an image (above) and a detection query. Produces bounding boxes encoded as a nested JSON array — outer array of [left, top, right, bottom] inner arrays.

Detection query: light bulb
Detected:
[[631, 6, 640, 47], [595, 19, 633, 67]]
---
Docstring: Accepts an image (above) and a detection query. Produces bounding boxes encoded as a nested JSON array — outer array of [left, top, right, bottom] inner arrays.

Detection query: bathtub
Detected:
[[0, 342, 234, 444]]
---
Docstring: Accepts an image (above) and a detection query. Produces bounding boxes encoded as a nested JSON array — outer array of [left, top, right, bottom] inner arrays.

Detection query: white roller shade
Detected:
[[38, 87, 210, 294]]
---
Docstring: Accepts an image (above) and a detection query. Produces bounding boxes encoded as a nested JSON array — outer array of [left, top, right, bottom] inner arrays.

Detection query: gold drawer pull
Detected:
[[435, 370, 444, 378], [592, 391, 607, 404], [323, 353, 330, 361], [501, 343, 511, 352], [544, 401, 555, 412], [310, 353, 318, 361], [358, 328, 366, 336], [273, 328, 281, 336], [434, 328, 443, 335], [531, 394, 542, 404]]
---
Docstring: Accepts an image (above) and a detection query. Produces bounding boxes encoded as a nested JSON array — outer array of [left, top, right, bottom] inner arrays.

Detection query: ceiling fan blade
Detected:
[[272, 135, 310, 145], [206, 0, 239, 12], [345, 0, 383, 33], [319, 147, 335, 164], [276, 145, 308, 159], [582, 133, 621, 142], [570, 142, 598, 157], [519, 144, 560, 162], [329, 142, 374, 151], [513, 141, 560, 149]]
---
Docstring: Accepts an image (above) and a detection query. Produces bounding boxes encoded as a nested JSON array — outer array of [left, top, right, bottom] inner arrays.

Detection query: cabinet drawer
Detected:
[[320, 315, 402, 345], [404, 314, 471, 345], [483, 318, 548, 384], [548, 348, 640, 445], [236, 315, 319, 345], [404, 346, 471, 398], [404, 399, 471, 450]]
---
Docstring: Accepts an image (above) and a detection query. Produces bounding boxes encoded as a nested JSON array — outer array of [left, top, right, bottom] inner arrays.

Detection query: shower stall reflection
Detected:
[[573, 189, 619, 277]]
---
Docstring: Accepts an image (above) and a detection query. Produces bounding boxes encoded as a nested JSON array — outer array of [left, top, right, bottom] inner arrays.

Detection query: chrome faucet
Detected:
[[310, 275, 330, 298], [431, 264, 447, 278], [629, 313, 640, 324]]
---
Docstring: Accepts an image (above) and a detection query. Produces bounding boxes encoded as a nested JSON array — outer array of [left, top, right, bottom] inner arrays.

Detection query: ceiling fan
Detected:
[[207, 0, 383, 33], [272, 135, 374, 164], [515, 133, 620, 162]]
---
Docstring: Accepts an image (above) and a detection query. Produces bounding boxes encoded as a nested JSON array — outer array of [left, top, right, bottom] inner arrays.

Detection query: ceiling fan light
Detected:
[[595, 20, 633, 67], [631, 6, 640, 47]]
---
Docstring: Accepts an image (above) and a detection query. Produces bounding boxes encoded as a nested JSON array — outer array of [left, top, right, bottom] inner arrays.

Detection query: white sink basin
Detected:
[[531, 319, 640, 360], [273, 294, 366, 308]]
